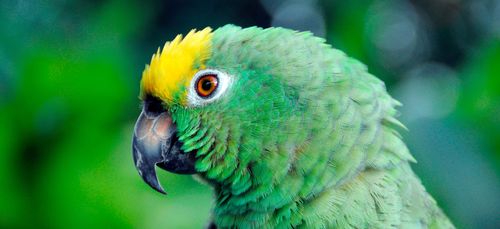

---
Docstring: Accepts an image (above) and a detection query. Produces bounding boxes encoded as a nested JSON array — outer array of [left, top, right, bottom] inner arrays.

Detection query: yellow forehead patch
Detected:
[[140, 27, 213, 104]]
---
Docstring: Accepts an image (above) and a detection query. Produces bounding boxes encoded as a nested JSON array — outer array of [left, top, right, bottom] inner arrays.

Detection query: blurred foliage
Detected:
[[457, 41, 500, 164], [0, 0, 499, 228]]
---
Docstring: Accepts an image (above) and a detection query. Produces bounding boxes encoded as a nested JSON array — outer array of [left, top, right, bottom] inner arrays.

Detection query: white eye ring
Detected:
[[187, 69, 231, 107]]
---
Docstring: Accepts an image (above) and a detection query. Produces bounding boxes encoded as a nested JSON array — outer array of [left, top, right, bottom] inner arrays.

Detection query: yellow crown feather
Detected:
[[140, 27, 213, 104]]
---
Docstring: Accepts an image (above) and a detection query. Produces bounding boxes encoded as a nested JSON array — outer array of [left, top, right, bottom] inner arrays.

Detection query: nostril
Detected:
[[144, 97, 166, 116]]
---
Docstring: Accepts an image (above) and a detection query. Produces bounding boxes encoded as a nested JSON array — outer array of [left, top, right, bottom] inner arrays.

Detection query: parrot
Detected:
[[132, 25, 455, 229]]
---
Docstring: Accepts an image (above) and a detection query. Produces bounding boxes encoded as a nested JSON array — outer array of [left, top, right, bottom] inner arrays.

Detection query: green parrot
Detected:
[[132, 25, 454, 229]]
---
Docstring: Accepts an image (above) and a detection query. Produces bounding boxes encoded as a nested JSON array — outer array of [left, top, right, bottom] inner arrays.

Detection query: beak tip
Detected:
[[152, 185, 167, 195], [140, 167, 167, 195], [133, 145, 167, 195]]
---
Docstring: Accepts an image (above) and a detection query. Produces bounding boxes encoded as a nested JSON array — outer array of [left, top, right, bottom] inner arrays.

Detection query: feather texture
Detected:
[[148, 25, 454, 229]]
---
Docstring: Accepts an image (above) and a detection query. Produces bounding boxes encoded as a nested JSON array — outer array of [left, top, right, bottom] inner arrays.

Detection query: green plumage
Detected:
[[168, 25, 454, 228]]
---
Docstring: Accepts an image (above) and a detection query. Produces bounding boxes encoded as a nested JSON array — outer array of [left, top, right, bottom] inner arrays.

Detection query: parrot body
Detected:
[[132, 25, 454, 229]]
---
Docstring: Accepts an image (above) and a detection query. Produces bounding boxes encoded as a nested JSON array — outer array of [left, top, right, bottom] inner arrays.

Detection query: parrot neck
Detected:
[[205, 152, 352, 228]]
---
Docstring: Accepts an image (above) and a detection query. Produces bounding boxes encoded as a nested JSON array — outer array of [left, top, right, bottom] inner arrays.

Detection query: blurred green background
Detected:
[[0, 0, 499, 228]]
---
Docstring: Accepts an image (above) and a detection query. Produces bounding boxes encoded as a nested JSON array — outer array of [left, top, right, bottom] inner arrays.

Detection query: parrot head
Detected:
[[133, 25, 297, 194], [131, 25, 453, 229]]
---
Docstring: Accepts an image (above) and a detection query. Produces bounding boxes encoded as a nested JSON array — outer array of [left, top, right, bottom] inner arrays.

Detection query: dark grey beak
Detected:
[[132, 105, 196, 194]]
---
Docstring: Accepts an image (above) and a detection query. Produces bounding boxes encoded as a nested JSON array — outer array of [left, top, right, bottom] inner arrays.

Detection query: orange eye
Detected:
[[196, 74, 218, 97]]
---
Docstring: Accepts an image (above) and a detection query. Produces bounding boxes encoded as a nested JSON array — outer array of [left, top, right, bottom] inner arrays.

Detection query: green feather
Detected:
[[169, 25, 454, 229]]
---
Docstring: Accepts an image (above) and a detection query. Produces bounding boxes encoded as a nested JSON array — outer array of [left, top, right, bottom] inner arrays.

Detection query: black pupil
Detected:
[[201, 79, 213, 91]]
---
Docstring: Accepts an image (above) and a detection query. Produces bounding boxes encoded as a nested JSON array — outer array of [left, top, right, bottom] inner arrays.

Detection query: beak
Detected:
[[132, 109, 196, 194]]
